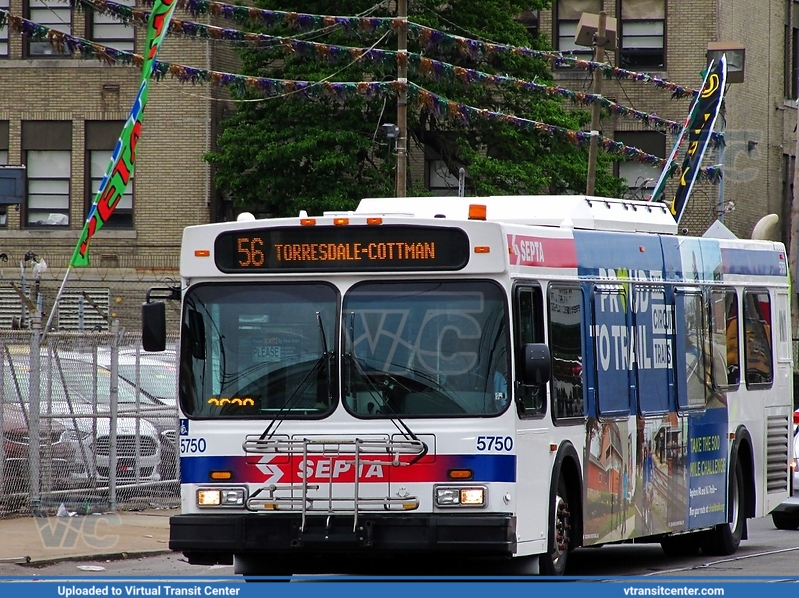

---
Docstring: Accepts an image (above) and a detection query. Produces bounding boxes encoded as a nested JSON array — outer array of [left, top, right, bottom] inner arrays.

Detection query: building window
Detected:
[[515, 10, 540, 39], [0, 0, 9, 57], [0, 120, 8, 226], [614, 131, 665, 199], [88, 0, 135, 52], [792, 24, 799, 99], [427, 159, 461, 195], [22, 121, 72, 227], [555, 0, 601, 61], [27, 0, 72, 56], [619, 0, 665, 69], [790, 1, 799, 100], [0, 121, 7, 165], [85, 121, 132, 228]]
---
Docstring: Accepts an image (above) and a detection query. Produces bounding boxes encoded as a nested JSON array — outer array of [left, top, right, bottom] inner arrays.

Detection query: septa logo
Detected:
[[298, 458, 386, 481]]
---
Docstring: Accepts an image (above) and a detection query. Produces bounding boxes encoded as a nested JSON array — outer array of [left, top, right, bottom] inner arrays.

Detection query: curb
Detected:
[[21, 549, 174, 568]]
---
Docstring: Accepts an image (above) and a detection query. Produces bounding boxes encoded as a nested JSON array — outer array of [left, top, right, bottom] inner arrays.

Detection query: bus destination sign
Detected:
[[214, 225, 470, 272]]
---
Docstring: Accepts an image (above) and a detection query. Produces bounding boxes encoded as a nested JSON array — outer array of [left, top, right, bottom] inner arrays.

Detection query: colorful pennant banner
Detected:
[[132, 0, 699, 99], [74, 0, 722, 143], [669, 55, 727, 223], [70, 0, 178, 267], [0, 8, 721, 183]]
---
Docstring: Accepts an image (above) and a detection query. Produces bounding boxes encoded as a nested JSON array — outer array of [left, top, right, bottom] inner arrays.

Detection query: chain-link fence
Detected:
[[0, 324, 180, 518]]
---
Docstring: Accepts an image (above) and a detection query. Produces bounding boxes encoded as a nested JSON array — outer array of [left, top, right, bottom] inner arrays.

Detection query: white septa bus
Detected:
[[142, 195, 794, 576]]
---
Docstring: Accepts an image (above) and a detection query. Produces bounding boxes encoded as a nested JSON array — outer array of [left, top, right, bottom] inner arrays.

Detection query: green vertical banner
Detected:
[[670, 54, 727, 224], [70, 0, 178, 267]]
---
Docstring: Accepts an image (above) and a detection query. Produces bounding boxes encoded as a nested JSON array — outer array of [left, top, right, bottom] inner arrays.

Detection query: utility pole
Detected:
[[396, 0, 408, 197], [585, 10, 607, 196]]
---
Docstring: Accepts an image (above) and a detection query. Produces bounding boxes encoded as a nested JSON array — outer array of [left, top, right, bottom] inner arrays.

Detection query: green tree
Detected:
[[206, 0, 626, 217]]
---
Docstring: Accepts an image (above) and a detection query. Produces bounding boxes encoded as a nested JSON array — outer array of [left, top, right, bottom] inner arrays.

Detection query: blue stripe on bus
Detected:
[[179, 453, 517, 484]]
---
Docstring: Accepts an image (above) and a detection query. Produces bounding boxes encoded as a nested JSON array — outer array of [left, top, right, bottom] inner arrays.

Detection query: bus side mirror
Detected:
[[142, 302, 167, 352], [522, 343, 551, 385]]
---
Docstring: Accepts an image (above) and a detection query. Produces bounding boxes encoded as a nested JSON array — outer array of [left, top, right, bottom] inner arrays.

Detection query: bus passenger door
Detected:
[[513, 284, 549, 552]]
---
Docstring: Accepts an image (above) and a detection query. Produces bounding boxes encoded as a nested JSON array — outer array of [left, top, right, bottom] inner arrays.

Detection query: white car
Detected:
[[59, 410, 162, 484], [771, 409, 799, 530]]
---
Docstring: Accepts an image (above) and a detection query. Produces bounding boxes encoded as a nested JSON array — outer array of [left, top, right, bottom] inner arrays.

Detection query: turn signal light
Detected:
[[210, 471, 233, 480], [448, 469, 474, 480], [194, 250, 210, 257]]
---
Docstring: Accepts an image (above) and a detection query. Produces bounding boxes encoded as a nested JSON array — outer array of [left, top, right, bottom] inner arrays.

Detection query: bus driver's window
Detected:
[[515, 285, 545, 415]]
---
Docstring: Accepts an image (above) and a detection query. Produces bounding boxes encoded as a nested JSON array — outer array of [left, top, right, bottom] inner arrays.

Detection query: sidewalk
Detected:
[[0, 508, 174, 565]]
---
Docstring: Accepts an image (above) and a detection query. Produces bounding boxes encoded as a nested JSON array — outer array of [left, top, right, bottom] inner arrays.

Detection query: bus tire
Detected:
[[771, 512, 799, 530], [701, 458, 745, 556], [539, 476, 571, 576]]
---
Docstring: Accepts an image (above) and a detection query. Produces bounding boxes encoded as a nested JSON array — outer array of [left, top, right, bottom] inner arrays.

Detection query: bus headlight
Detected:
[[196, 488, 246, 507], [435, 486, 486, 507]]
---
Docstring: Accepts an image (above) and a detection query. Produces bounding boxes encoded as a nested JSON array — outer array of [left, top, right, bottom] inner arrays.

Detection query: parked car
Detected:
[[2, 356, 168, 486], [1, 403, 78, 495], [771, 409, 799, 530], [51, 403, 163, 486]]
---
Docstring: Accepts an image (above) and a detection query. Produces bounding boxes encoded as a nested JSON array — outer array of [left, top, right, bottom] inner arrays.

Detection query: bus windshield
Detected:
[[180, 282, 339, 418], [343, 280, 509, 417]]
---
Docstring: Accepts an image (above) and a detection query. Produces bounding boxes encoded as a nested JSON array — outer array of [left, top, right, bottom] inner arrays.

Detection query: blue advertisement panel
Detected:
[[592, 289, 631, 416], [687, 406, 729, 528], [633, 285, 671, 414]]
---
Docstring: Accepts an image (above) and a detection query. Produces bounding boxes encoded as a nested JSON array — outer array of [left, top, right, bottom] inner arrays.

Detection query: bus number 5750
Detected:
[[476, 436, 513, 451]]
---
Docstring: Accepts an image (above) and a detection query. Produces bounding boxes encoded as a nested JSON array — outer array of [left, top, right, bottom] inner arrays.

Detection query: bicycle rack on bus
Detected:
[[242, 436, 426, 532]]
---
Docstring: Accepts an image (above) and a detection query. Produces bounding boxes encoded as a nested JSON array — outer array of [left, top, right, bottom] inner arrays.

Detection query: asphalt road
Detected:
[[0, 515, 797, 579]]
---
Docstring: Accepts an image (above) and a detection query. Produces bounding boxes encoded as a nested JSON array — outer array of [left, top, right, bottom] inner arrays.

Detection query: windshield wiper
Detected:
[[259, 312, 333, 440]]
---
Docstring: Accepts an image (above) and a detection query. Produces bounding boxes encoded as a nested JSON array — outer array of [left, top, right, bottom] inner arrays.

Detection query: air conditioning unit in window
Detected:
[[46, 213, 68, 225]]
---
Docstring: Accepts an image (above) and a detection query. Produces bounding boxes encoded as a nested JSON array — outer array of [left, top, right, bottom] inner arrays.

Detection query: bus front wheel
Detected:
[[701, 458, 745, 556], [539, 476, 571, 575]]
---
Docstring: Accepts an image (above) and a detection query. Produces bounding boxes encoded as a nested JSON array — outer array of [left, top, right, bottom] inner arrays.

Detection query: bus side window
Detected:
[[743, 289, 773, 387], [675, 289, 708, 411], [515, 285, 545, 416], [710, 289, 739, 388], [549, 285, 584, 420]]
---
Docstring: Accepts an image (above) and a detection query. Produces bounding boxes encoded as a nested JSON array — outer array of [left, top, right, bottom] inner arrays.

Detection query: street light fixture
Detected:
[[707, 41, 745, 84], [574, 11, 617, 196], [382, 123, 400, 144]]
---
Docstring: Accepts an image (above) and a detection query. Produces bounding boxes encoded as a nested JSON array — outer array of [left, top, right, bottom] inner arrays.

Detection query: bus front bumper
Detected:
[[170, 513, 517, 564]]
